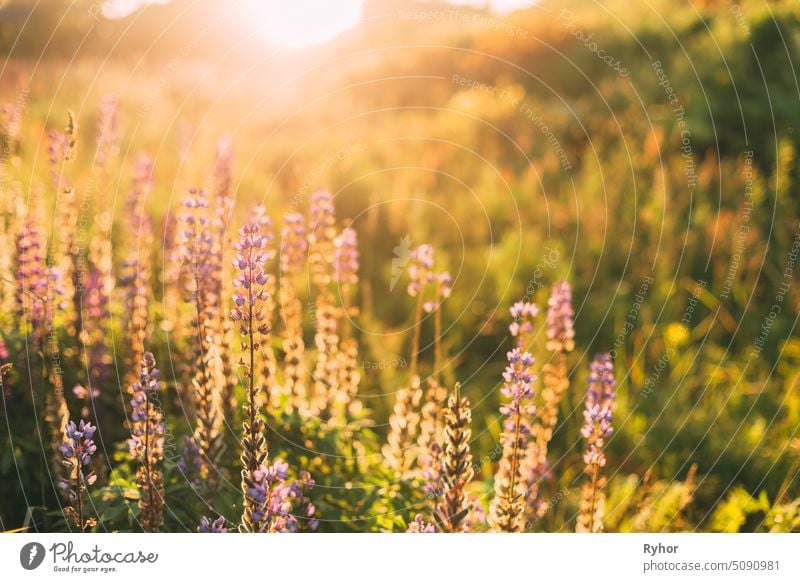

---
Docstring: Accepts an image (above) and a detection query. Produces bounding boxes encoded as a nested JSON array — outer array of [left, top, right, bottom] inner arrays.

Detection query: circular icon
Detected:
[[20, 542, 46, 570]]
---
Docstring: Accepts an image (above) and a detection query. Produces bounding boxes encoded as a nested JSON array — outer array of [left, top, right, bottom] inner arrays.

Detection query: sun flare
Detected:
[[246, 0, 364, 49]]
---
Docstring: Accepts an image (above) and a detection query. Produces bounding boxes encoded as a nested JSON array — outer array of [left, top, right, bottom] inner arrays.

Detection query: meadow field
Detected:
[[0, 0, 799, 533]]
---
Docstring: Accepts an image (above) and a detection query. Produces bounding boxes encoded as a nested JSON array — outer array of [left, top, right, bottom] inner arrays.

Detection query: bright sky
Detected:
[[102, 0, 535, 48]]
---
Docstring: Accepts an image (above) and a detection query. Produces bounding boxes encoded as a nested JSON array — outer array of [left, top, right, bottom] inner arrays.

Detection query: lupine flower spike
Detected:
[[382, 376, 422, 477], [576, 353, 616, 533], [433, 383, 475, 532], [179, 187, 223, 493], [333, 225, 362, 419], [59, 420, 98, 532], [278, 212, 308, 410], [525, 281, 574, 520], [490, 301, 538, 532], [129, 352, 165, 532], [232, 219, 272, 532], [308, 190, 341, 418], [417, 272, 451, 498]]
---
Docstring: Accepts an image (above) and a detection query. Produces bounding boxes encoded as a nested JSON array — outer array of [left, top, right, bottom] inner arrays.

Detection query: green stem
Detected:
[[409, 292, 424, 379], [434, 283, 443, 383], [506, 409, 523, 532], [75, 456, 84, 532]]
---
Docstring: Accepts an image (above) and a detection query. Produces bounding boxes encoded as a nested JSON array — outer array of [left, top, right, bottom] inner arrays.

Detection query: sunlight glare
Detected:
[[247, 0, 364, 49]]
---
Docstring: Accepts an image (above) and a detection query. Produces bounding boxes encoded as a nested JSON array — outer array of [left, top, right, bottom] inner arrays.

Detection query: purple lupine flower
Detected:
[[60, 420, 98, 471], [546, 281, 575, 352], [177, 188, 217, 288], [178, 435, 203, 486], [298, 470, 320, 531], [280, 212, 308, 276], [128, 352, 165, 463], [581, 353, 616, 468], [308, 189, 336, 288], [508, 300, 538, 342], [0, 336, 8, 360], [243, 460, 320, 532], [439, 271, 452, 298], [407, 514, 436, 533], [406, 244, 435, 297], [309, 189, 336, 230], [59, 420, 98, 505], [198, 515, 227, 533], [420, 440, 443, 496], [230, 223, 271, 339], [59, 419, 98, 531], [2, 102, 20, 142], [129, 352, 166, 532], [15, 215, 47, 336], [499, 348, 536, 417], [126, 154, 154, 224], [489, 301, 539, 532], [333, 226, 359, 286], [424, 271, 452, 313], [245, 460, 294, 529], [82, 269, 111, 396], [253, 205, 276, 261]]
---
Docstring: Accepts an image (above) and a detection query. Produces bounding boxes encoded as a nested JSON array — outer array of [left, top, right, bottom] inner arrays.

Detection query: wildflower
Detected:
[[546, 281, 575, 352], [199, 516, 227, 533], [508, 300, 538, 347], [279, 213, 308, 408], [490, 303, 538, 532], [406, 244, 434, 297], [307, 192, 343, 418], [310, 298, 340, 418], [417, 378, 448, 496], [233, 218, 273, 532], [308, 189, 336, 289], [59, 420, 98, 532], [576, 353, 616, 533], [382, 376, 423, 476], [82, 270, 111, 417], [177, 435, 203, 487], [251, 206, 280, 407], [242, 459, 313, 532], [525, 282, 574, 520], [499, 348, 536, 417], [15, 213, 47, 339], [407, 514, 435, 533], [433, 383, 475, 532], [179, 187, 223, 494], [129, 352, 165, 532], [333, 226, 359, 288], [280, 212, 308, 276]]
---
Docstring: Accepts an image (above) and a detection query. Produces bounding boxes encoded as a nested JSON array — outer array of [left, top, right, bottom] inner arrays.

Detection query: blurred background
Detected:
[[1, 0, 799, 531]]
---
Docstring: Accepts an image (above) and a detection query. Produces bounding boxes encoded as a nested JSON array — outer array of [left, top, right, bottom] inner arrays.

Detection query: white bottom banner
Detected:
[[1, 534, 797, 581]]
